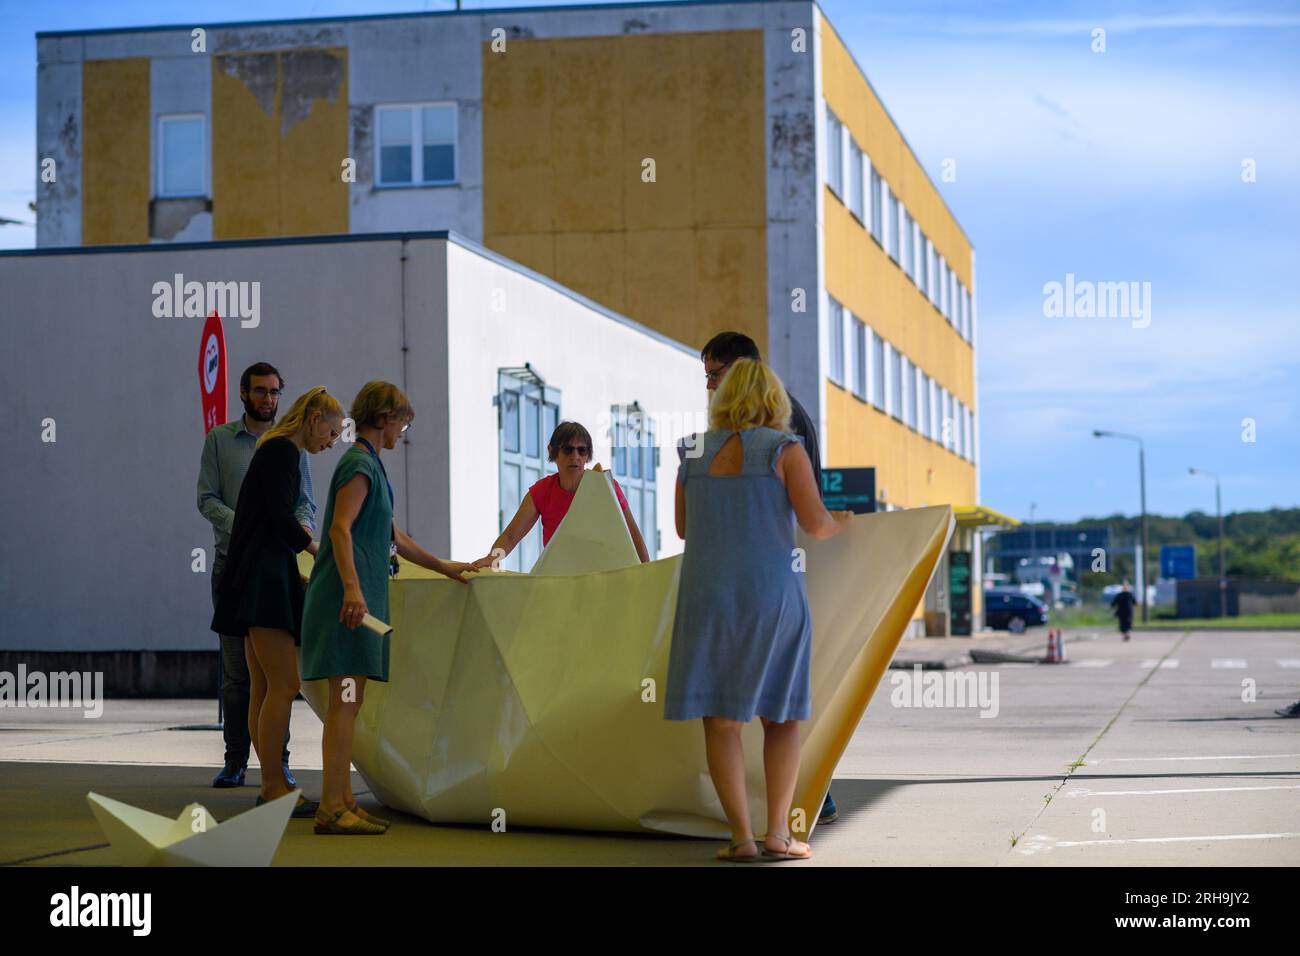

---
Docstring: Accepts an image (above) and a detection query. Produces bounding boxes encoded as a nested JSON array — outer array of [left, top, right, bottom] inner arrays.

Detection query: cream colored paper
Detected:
[[299, 492, 953, 838], [85, 790, 298, 866], [529, 467, 637, 575]]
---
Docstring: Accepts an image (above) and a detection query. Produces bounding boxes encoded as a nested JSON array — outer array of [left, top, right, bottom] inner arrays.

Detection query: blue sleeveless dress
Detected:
[[664, 427, 813, 722]]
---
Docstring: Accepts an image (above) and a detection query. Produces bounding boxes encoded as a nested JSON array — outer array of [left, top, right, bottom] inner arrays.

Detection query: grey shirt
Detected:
[[786, 391, 823, 500], [198, 415, 316, 555]]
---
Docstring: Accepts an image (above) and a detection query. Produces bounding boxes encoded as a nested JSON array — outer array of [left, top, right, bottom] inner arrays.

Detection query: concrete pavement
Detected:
[[2, 627, 1296, 866]]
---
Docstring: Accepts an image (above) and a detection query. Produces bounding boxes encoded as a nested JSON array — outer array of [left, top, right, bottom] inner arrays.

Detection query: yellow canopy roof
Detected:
[[953, 504, 1020, 528]]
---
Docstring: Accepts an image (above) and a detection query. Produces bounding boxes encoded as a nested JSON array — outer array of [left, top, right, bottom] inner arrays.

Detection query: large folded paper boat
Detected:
[[86, 790, 298, 866], [301, 469, 952, 838]]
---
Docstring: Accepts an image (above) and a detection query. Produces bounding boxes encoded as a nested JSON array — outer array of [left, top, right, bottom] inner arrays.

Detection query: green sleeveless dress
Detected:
[[301, 445, 393, 681]]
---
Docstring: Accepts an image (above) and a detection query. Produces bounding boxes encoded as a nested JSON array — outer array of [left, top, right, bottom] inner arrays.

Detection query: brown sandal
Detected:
[[347, 802, 391, 829], [314, 807, 386, 835], [762, 833, 812, 861], [716, 838, 759, 862]]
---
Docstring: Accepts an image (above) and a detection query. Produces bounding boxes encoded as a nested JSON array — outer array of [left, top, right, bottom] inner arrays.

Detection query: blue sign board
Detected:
[[821, 468, 876, 514], [1160, 545, 1196, 580]]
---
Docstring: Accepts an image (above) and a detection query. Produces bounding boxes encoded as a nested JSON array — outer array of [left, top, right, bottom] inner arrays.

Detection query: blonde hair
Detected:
[[708, 358, 792, 432], [350, 380, 415, 429], [257, 387, 344, 447]]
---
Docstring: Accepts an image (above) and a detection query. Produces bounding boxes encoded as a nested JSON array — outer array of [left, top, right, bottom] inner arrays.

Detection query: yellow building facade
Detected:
[[39, 1, 1000, 632]]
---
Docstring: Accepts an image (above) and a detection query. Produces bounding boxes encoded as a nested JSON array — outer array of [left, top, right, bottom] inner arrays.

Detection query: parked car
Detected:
[[984, 590, 1049, 632]]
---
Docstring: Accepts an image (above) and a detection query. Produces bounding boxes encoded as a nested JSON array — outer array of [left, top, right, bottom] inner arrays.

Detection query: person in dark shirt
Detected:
[[212, 386, 344, 816], [699, 331, 838, 826], [1110, 581, 1138, 641]]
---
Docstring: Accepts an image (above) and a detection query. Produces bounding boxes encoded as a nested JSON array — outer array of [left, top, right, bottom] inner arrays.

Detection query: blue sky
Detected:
[[2, 0, 1297, 523]]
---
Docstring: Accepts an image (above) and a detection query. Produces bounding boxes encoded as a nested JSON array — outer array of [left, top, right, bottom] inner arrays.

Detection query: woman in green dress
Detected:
[[301, 381, 473, 835]]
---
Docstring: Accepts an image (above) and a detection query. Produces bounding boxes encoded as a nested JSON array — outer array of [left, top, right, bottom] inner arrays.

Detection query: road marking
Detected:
[[1279, 659, 1300, 668], [1075, 659, 1113, 668], [1065, 784, 1300, 798], [1139, 659, 1179, 668], [1085, 753, 1300, 765], [1020, 832, 1300, 854], [1212, 659, 1248, 668]]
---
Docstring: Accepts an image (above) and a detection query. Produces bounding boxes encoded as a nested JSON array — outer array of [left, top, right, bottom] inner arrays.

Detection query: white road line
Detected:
[[1046, 832, 1300, 849], [1279, 659, 1300, 668], [1065, 784, 1300, 798], [1139, 658, 1179, 668], [1075, 659, 1114, 668], [1211, 659, 1248, 668], [1086, 753, 1300, 765]]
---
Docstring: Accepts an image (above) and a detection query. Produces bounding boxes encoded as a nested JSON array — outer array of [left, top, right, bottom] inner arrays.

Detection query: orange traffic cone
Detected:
[[1045, 628, 1059, 663]]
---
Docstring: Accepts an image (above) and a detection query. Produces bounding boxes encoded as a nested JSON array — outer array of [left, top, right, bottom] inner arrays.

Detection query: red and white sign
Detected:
[[198, 310, 228, 433]]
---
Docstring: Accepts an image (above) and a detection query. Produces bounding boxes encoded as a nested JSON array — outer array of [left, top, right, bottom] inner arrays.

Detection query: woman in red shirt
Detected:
[[474, 421, 650, 569]]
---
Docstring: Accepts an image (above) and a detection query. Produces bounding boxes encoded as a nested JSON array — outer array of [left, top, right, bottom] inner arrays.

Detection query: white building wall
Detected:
[[444, 239, 704, 563]]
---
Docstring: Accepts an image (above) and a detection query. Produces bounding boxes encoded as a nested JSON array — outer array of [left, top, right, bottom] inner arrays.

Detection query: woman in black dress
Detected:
[[212, 387, 343, 814]]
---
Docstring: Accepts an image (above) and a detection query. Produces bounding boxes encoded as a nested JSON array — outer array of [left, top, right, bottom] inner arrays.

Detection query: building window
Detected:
[[611, 405, 658, 559], [927, 242, 938, 304], [903, 358, 916, 430], [917, 231, 928, 296], [157, 114, 205, 197], [825, 106, 843, 197], [950, 270, 959, 328], [827, 296, 845, 385], [871, 332, 886, 409], [851, 317, 867, 398], [889, 345, 903, 421], [918, 371, 930, 439], [869, 167, 883, 243], [848, 140, 864, 221], [900, 209, 913, 279], [497, 372, 559, 571], [963, 287, 973, 341], [376, 103, 457, 187], [966, 406, 975, 460], [886, 187, 900, 263]]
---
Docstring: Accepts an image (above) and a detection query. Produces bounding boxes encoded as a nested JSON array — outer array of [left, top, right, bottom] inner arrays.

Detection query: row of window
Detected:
[[498, 379, 660, 571], [825, 106, 973, 345], [827, 296, 976, 463], [155, 103, 458, 198]]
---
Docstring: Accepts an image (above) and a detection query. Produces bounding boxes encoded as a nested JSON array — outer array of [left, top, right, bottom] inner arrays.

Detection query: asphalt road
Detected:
[[2, 627, 1296, 866]]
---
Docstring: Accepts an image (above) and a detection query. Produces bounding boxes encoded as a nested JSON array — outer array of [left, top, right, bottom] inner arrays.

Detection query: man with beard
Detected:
[[198, 362, 318, 788]]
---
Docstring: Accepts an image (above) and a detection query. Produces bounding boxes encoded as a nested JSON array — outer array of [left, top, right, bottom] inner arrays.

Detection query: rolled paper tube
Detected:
[[360, 613, 393, 638]]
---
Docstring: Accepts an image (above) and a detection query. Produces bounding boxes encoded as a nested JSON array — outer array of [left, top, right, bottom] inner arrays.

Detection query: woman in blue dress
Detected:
[[665, 358, 850, 862]]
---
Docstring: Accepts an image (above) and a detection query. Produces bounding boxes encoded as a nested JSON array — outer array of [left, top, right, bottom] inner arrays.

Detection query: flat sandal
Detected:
[[314, 806, 386, 835]]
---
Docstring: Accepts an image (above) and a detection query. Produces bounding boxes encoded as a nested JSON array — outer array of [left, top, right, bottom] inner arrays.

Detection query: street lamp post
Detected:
[[1094, 430, 1149, 623], [1189, 467, 1226, 618]]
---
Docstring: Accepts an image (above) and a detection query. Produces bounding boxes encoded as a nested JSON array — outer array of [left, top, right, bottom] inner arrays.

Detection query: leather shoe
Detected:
[[212, 761, 247, 788]]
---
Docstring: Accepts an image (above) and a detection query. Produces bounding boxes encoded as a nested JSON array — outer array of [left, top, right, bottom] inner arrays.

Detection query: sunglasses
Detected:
[[560, 445, 591, 457]]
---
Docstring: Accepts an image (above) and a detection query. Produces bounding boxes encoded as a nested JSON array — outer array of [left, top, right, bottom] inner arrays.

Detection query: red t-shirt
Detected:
[[529, 471, 629, 545]]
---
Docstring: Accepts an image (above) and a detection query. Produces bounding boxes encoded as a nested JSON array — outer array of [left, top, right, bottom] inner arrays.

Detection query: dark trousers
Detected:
[[213, 552, 291, 768]]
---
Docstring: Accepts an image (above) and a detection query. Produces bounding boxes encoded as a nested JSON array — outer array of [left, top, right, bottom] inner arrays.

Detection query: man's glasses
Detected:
[[250, 387, 282, 398], [561, 444, 590, 457], [705, 364, 730, 384]]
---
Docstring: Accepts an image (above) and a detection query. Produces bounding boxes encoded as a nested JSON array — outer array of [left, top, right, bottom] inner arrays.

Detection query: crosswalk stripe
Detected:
[[1076, 659, 1114, 668], [1279, 660, 1300, 668], [1140, 659, 1180, 669], [1212, 659, 1248, 668]]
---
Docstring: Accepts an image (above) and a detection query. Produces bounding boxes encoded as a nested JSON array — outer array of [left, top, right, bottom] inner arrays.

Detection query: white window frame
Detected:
[[827, 295, 845, 385], [375, 101, 459, 188], [871, 330, 886, 410], [917, 369, 929, 438], [156, 113, 207, 199], [889, 343, 903, 422], [869, 165, 883, 243], [851, 316, 867, 398], [886, 188, 900, 263], [848, 139, 864, 221]]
